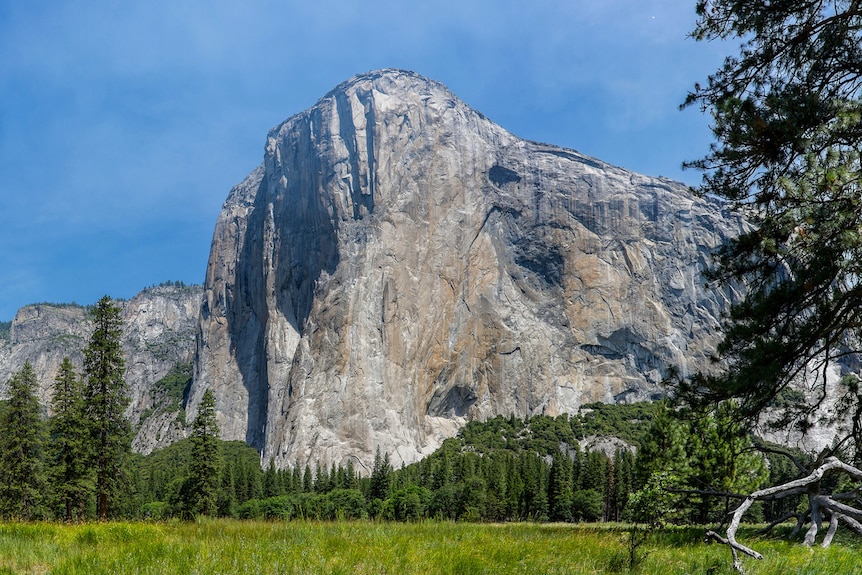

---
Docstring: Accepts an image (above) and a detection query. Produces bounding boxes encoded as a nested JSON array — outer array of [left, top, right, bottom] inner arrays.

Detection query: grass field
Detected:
[[1, 520, 861, 575]]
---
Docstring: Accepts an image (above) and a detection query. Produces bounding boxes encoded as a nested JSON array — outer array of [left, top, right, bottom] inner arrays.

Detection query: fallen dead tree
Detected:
[[708, 455, 862, 572]]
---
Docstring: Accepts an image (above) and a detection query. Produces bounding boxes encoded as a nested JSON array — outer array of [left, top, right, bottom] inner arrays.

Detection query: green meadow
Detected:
[[1, 520, 861, 575]]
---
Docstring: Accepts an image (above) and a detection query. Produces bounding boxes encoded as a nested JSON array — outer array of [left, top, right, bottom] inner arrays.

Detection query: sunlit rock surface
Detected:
[[0, 285, 202, 454], [191, 69, 746, 472]]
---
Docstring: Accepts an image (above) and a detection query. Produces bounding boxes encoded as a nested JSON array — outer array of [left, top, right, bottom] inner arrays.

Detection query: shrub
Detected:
[[572, 489, 604, 522], [385, 486, 430, 521], [236, 499, 262, 520], [320, 489, 367, 520], [259, 496, 293, 520]]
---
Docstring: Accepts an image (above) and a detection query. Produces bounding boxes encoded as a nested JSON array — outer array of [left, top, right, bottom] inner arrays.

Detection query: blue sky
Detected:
[[0, 0, 728, 321]]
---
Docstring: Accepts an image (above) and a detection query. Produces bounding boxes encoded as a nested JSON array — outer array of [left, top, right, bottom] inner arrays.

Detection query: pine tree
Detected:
[[613, 449, 635, 522], [548, 450, 573, 522], [188, 389, 221, 516], [505, 454, 524, 520], [263, 460, 279, 498], [278, 467, 290, 495], [533, 461, 549, 521], [634, 402, 767, 524], [290, 464, 302, 494], [634, 402, 689, 487], [302, 464, 313, 493], [245, 458, 262, 500], [83, 295, 131, 520], [518, 452, 542, 519], [233, 458, 250, 502], [680, 0, 862, 441], [344, 459, 359, 490], [580, 450, 608, 493], [369, 447, 392, 502], [314, 462, 330, 494], [683, 404, 767, 524], [482, 455, 507, 521], [0, 363, 47, 520], [48, 357, 93, 521], [431, 449, 453, 490], [604, 458, 616, 523], [217, 463, 236, 517], [459, 475, 487, 521]]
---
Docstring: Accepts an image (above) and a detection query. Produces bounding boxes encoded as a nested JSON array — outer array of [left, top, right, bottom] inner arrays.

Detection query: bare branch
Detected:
[[757, 511, 802, 534], [707, 530, 762, 573], [816, 495, 862, 523], [839, 513, 862, 537], [752, 440, 809, 474], [790, 508, 810, 539], [822, 512, 839, 548], [716, 456, 862, 566]]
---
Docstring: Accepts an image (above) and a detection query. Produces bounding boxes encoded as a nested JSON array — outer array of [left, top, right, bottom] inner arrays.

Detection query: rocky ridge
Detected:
[[189, 69, 747, 473], [0, 285, 202, 454]]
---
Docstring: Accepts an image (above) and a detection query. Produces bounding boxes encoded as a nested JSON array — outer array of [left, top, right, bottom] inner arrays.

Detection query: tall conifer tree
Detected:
[[0, 362, 47, 519], [681, 0, 862, 442], [49, 357, 93, 521], [83, 295, 131, 520], [188, 389, 221, 516], [369, 447, 392, 502], [548, 451, 573, 522]]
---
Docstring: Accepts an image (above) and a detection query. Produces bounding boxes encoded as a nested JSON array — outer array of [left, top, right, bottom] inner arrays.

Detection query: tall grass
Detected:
[[0, 520, 860, 574]]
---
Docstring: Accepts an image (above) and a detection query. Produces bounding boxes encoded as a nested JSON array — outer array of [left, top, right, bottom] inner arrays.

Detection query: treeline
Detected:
[[125, 415, 638, 522], [0, 296, 221, 522], [0, 358, 803, 524], [143, 280, 200, 292], [0, 298, 803, 523], [126, 403, 802, 525]]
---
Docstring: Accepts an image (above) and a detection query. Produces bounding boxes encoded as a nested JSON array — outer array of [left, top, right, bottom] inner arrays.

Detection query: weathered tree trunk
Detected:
[[710, 457, 862, 572]]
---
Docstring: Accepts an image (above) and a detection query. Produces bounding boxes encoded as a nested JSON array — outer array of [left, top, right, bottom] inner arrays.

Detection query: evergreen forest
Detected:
[[0, 348, 802, 526]]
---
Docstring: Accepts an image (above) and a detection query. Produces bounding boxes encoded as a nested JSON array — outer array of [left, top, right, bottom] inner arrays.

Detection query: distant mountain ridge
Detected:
[[0, 284, 202, 454]]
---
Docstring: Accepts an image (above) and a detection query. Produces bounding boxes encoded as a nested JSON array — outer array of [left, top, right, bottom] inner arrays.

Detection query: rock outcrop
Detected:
[[0, 285, 202, 454], [191, 69, 746, 472], [0, 304, 90, 404]]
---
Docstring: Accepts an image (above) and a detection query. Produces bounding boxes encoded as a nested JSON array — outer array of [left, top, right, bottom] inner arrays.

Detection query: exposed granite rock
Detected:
[[0, 304, 90, 407], [580, 435, 636, 458], [124, 286, 203, 453], [0, 285, 202, 454], [191, 69, 747, 472], [757, 362, 852, 455]]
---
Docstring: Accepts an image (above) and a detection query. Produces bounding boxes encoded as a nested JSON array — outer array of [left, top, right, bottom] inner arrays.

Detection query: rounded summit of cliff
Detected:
[[325, 68, 454, 100]]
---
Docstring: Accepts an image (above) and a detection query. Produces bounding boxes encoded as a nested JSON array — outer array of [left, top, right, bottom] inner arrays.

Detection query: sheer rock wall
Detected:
[[191, 69, 746, 472]]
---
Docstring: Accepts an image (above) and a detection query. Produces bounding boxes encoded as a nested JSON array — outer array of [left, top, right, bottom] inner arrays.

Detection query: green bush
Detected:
[[236, 499, 261, 519], [320, 489, 367, 520], [385, 486, 430, 521], [259, 496, 293, 520], [572, 489, 603, 522]]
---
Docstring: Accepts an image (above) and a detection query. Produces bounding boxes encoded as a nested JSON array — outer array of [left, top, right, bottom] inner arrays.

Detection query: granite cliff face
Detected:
[[191, 69, 746, 472], [0, 285, 202, 454]]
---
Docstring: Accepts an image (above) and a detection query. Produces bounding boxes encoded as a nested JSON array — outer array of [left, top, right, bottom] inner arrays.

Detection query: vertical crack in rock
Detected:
[[334, 89, 375, 219]]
